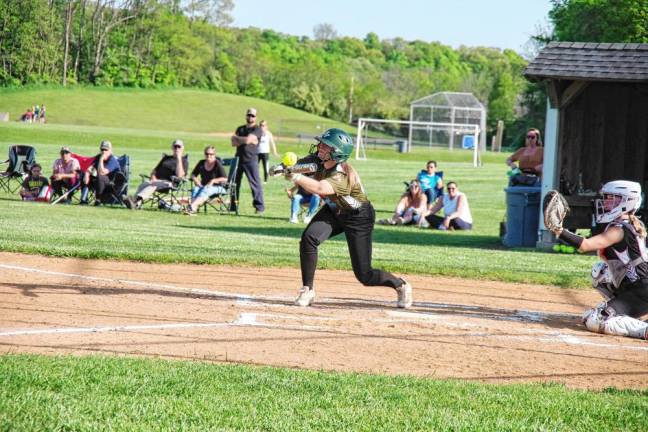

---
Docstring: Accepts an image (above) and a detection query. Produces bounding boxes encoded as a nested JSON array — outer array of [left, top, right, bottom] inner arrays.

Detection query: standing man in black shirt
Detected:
[[123, 139, 188, 209], [231, 107, 264, 214]]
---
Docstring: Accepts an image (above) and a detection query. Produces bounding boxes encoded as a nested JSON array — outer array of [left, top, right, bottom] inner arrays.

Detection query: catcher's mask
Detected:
[[595, 180, 642, 224]]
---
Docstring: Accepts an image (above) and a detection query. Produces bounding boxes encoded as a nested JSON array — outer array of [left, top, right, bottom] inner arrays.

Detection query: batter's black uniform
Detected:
[[299, 157, 403, 290]]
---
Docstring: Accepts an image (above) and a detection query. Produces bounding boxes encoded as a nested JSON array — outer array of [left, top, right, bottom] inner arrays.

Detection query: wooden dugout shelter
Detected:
[[524, 42, 648, 240]]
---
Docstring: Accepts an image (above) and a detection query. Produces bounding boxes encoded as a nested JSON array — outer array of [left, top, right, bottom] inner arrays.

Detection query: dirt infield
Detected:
[[1, 252, 646, 390]]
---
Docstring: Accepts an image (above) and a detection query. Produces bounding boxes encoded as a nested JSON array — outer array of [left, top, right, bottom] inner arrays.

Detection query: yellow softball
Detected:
[[282, 152, 298, 167]]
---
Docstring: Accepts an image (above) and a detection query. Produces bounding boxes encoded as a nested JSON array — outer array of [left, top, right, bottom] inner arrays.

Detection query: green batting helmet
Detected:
[[316, 128, 354, 163]]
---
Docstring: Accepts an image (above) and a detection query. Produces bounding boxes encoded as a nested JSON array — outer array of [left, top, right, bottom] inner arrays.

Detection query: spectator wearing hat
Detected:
[[50, 146, 80, 199], [230, 107, 265, 214], [81, 140, 122, 205], [123, 139, 188, 209]]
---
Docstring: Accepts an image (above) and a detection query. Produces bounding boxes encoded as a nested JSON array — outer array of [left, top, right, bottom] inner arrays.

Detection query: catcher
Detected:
[[544, 181, 648, 340], [283, 128, 412, 308]]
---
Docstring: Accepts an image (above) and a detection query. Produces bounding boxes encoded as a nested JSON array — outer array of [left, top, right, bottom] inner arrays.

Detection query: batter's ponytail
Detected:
[[629, 214, 647, 238]]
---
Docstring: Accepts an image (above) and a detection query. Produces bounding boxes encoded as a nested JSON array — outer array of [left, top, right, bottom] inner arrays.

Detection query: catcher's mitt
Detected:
[[543, 190, 570, 232]]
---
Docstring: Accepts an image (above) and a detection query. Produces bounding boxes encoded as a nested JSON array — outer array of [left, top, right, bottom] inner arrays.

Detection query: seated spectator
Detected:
[[420, 181, 472, 230], [417, 160, 444, 204], [19, 163, 49, 201], [287, 184, 321, 224], [80, 140, 123, 206], [378, 179, 428, 226], [506, 128, 543, 186], [20, 108, 33, 123], [184, 146, 227, 215], [123, 139, 188, 210], [50, 146, 81, 200]]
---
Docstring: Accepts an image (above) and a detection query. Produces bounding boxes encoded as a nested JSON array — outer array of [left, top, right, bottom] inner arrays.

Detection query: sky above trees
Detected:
[[232, 0, 553, 52]]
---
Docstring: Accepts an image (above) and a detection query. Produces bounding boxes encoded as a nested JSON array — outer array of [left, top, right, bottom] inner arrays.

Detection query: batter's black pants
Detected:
[[234, 157, 265, 212], [258, 153, 269, 182], [300, 203, 403, 289]]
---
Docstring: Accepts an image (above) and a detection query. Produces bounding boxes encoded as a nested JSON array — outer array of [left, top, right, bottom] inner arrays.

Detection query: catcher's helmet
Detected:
[[595, 180, 642, 223], [316, 128, 353, 163]]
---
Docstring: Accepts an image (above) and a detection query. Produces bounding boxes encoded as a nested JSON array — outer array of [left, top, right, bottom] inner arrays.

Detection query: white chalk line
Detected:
[[0, 263, 290, 303], [0, 313, 323, 337], [500, 333, 648, 352]]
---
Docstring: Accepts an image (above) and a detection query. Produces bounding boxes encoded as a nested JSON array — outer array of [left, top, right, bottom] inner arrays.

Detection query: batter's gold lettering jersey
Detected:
[[321, 164, 368, 211]]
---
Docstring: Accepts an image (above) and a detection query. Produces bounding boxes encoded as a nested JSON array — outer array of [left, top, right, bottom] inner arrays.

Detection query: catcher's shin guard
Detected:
[[582, 303, 648, 340]]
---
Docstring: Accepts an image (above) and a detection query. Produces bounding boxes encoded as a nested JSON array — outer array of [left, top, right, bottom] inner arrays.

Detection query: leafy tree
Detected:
[[313, 23, 337, 41], [183, 0, 234, 27], [549, 0, 648, 42]]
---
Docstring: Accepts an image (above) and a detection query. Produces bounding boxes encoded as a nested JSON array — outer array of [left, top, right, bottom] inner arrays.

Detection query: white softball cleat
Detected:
[[396, 279, 413, 308], [295, 286, 316, 307]]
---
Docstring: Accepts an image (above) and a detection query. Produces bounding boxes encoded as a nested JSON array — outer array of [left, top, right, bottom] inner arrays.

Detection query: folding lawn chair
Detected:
[[85, 154, 130, 206], [0, 145, 36, 193], [103, 154, 130, 205], [203, 156, 239, 215], [139, 154, 190, 212]]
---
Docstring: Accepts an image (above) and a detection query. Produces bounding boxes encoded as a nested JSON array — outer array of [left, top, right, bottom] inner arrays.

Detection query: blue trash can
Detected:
[[503, 186, 541, 247], [396, 140, 407, 153]]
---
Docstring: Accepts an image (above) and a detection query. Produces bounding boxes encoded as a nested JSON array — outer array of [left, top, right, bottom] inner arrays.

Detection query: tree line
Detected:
[[1, 0, 644, 145]]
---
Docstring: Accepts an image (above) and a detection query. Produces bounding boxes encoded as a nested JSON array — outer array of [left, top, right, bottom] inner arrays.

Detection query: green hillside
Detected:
[[0, 87, 347, 136]]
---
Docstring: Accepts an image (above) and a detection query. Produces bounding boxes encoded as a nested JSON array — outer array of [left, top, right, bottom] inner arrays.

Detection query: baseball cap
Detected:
[[60, 146, 71, 154], [172, 139, 184, 148], [100, 140, 112, 151], [246, 107, 257, 116]]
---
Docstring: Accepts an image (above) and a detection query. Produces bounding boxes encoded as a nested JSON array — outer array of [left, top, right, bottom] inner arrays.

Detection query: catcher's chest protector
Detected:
[[603, 221, 648, 286]]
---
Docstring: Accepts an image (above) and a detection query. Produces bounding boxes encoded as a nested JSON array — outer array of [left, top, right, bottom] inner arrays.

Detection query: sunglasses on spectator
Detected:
[[173, 145, 183, 149], [247, 114, 256, 117], [526, 134, 537, 139], [205, 152, 215, 156], [101, 149, 109, 152]]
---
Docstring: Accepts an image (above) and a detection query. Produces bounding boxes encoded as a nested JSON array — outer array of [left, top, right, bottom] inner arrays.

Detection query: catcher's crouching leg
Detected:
[[582, 303, 648, 340]]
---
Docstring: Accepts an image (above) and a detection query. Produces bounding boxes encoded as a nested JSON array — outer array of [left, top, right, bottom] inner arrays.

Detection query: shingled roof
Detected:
[[524, 42, 648, 82]]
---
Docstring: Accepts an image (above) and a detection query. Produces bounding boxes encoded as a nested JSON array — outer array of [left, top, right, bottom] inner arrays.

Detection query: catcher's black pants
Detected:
[[300, 203, 402, 289], [608, 279, 648, 317]]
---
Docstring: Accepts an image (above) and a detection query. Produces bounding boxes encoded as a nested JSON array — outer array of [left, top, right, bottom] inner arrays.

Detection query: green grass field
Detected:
[[2, 355, 647, 431], [0, 88, 626, 430], [0, 86, 348, 136], [0, 120, 594, 287]]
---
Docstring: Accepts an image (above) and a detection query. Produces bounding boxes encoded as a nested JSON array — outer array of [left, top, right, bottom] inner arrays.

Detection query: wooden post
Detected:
[[494, 120, 504, 152]]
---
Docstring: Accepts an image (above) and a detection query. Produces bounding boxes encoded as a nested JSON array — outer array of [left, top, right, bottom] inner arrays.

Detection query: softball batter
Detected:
[[285, 128, 413, 308], [547, 180, 648, 340]]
